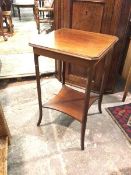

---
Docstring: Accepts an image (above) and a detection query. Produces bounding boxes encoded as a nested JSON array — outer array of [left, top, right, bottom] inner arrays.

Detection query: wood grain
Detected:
[[43, 85, 99, 122], [29, 28, 118, 60]]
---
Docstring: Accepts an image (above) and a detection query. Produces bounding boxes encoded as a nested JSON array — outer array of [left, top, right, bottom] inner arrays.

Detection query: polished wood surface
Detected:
[[29, 28, 118, 60], [44, 85, 99, 122], [54, 0, 131, 93], [29, 28, 118, 150]]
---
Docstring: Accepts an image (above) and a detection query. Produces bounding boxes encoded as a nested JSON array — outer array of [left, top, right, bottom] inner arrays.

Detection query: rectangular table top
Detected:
[[29, 28, 118, 61]]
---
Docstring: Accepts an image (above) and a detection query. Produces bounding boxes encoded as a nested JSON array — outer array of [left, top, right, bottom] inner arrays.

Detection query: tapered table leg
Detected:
[[62, 61, 66, 85], [34, 54, 43, 126], [81, 65, 94, 150], [17, 7, 21, 20], [98, 51, 113, 113]]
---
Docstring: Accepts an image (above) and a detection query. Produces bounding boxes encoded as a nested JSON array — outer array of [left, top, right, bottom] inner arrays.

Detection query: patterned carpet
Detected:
[[107, 103, 131, 143]]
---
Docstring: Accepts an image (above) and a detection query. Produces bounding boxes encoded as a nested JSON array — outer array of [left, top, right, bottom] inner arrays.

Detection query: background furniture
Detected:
[[29, 28, 118, 150], [0, 6, 7, 41], [2, 10, 14, 34], [1, 0, 12, 11], [54, 0, 131, 93], [122, 39, 131, 83], [122, 19, 131, 101], [12, 0, 35, 20], [122, 18, 131, 83], [0, 104, 11, 175], [34, 0, 54, 34], [0, 0, 13, 41], [122, 67, 131, 102]]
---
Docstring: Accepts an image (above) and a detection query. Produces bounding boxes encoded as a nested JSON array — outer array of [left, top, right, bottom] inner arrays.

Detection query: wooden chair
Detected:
[[122, 66, 131, 102], [0, 0, 14, 41], [0, 104, 11, 175], [34, 0, 54, 34], [0, 6, 7, 41], [2, 10, 14, 35]]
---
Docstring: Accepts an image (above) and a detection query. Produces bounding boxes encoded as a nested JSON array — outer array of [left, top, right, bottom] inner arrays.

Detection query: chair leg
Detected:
[[17, 7, 21, 20], [2, 12, 14, 35], [38, 23, 40, 34], [12, 5, 15, 17], [0, 16, 7, 41], [8, 15, 14, 34], [34, 11, 40, 34], [122, 67, 131, 102], [33, 7, 35, 17]]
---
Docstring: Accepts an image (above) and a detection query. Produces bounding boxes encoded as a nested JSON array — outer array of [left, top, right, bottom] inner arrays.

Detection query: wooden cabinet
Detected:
[[54, 0, 131, 93]]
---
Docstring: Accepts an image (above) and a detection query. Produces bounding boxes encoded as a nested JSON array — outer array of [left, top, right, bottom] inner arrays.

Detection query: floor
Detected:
[[0, 8, 131, 175], [0, 77, 131, 175], [0, 7, 55, 79]]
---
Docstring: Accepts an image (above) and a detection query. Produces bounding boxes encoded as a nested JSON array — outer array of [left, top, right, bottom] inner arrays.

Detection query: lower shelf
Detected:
[[43, 85, 99, 122]]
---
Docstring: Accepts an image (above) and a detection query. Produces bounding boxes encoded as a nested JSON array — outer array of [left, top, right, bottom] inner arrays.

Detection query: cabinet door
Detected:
[[72, 1, 106, 32], [58, 0, 115, 92]]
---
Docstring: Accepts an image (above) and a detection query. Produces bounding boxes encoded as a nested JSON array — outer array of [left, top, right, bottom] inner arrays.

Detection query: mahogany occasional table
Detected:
[[29, 28, 118, 150]]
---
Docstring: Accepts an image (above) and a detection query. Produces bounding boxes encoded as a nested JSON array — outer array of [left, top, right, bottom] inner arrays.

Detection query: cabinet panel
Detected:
[[64, 0, 114, 92], [72, 1, 104, 32]]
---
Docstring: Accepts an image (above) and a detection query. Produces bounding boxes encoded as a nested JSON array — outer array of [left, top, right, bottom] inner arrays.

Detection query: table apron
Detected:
[[33, 47, 98, 67]]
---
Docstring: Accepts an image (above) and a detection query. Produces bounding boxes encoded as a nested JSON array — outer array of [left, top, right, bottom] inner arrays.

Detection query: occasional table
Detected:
[[12, 2, 35, 20], [29, 28, 118, 150]]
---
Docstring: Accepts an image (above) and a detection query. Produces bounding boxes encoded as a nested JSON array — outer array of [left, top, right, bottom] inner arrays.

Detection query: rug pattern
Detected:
[[107, 103, 131, 143]]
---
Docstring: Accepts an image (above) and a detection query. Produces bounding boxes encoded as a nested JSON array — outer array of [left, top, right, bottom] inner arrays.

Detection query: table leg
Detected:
[[33, 6, 35, 18], [81, 65, 94, 150], [12, 5, 15, 17], [62, 61, 66, 85], [98, 51, 112, 112], [17, 6, 21, 20], [34, 54, 43, 126]]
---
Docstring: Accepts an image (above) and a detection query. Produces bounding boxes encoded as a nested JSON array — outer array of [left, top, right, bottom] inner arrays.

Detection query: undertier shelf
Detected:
[[43, 86, 99, 122]]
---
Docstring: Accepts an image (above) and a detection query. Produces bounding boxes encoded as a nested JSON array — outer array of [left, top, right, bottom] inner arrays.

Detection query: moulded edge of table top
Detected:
[[43, 86, 99, 122], [12, 3, 34, 6], [29, 28, 119, 61]]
